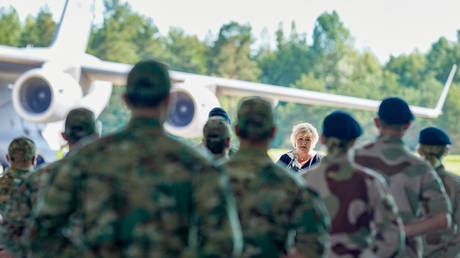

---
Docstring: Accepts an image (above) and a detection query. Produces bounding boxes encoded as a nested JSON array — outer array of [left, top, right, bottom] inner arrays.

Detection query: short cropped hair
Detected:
[[290, 122, 319, 149]]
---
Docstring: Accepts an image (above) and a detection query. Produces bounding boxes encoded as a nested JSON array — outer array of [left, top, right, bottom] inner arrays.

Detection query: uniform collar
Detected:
[[5, 167, 32, 177], [234, 147, 271, 160], [377, 134, 404, 145], [126, 117, 162, 130]]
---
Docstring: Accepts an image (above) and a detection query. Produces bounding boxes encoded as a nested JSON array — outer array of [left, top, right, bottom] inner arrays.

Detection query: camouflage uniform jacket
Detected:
[[221, 147, 330, 258], [354, 135, 452, 257], [423, 165, 460, 258], [0, 167, 33, 212], [303, 153, 405, 258], [27, 117, 242, 258], [1, 151, 76, 257]]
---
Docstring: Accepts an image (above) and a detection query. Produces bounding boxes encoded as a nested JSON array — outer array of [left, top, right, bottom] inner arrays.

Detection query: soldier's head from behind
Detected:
[[321, 111, 362, 156], [6, 136, 36, 170], [235, 97, 275, 149], [375, 97, 414, 136], [203, 117, 232, 159], [124, 60, 171, 121], [62, 108, 98, 147], [417, 127, 451, 167]]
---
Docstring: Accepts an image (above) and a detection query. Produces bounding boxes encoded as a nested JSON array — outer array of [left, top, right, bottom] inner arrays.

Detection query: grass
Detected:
[[268, 149, 460, 176]]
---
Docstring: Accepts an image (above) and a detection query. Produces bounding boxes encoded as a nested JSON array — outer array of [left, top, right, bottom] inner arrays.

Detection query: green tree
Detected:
[[385, 52, 428, 88], [19, 8, 56, 47], [311, 11, 352, 89], [209, 21, 261, 81], [0, 7, 21, 46], [88, 0, 164, 64], [162, 28, 210, 74], [257, 22, 313, 86]]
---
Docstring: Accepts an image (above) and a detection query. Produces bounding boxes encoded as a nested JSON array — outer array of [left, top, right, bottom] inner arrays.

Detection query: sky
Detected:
[[3, 0, 460, 64]]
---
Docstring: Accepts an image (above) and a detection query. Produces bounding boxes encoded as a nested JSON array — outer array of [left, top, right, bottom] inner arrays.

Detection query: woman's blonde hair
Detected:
[[290, 122, 319, 148], [417, 144, 449, 167]]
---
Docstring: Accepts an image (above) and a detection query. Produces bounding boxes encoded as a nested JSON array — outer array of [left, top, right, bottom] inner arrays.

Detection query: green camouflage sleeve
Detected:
[[25, 160, 80, 257], [367, 176, 405, 257], [191, 168, 243, 257], [291, 187, 330, 258], [0, 174, 14, 212], [420, 167, 452, 217], [1, 178, 34, 255]]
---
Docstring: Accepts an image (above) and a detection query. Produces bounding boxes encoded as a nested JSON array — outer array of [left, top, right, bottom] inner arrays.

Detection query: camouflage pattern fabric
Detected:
[[303, 153, 405, 257], [1, 155, 73, 257], [354, 135, 452, 257], [423, 165, 460, 258], [27, 117, 242, 258], [0, 167, 33, 212], [221, 147, 330, 258]]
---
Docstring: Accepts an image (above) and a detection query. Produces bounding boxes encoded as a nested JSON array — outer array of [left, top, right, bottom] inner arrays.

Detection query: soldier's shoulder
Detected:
[[444, 170, 460, 184], [29, 158, 66, 181], [355, 142, 376, 154], [274, 163, 307, 187], [355, 163, 387, 182], [0, 169, 14, 181]]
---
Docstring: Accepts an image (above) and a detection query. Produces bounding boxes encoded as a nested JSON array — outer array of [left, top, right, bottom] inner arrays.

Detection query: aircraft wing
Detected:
[[0, 46, 46, 80], [0, 45, 47, 65], [83, 60, 457, 119]]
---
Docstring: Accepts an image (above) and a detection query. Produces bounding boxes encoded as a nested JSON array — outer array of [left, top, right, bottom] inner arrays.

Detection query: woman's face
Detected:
[[295, 133, 313, 153]]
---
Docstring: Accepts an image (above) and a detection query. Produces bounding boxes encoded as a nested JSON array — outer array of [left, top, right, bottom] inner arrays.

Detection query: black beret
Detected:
[[209, 107, 231, 125], [323, 111, 362, 140], [378, 97, 414, 124], [419, 127, 451, 145]]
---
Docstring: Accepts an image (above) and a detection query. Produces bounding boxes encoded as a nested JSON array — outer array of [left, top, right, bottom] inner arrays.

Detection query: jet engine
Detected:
[[12, 68, 83, 123], [165, 82, 220, 138]]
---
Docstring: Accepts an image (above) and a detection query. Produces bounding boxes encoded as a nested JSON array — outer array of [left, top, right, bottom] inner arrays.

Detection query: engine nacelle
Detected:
[[165, 82, 220, 138], [12, 68, 83, 123]]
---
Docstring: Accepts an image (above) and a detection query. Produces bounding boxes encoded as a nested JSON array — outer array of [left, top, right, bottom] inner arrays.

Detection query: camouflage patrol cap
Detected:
[[64, 108, 96, 142], [126, 59, 171, 106], [8, 136, 36, 162], [237, 97, 274, 140], [323, 111, 362, 140], [378, 97, 414, 124], [419, 127, 451, 145], [204, 117, 231, 140]]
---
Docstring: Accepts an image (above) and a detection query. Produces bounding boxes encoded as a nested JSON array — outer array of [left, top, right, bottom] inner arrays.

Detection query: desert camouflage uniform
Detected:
[[423, 165, 460, 257], [354, 135, 451, 257], [303, 153, 405, 257], [27, 117, 242, 258], [0, 167, 34, 212], [222, 147, 330, 258]]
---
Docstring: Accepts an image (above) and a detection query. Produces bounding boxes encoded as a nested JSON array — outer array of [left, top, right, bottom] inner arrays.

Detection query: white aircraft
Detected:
[[0, 0, 457, 167]]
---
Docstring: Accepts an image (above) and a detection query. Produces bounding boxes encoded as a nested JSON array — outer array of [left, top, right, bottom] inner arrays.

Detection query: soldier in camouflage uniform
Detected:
[[0, 137, 36, 213], [26, 60, 242, 257], [417, 127, 460, 257], [1, 108, 99, 257], [302, 111, 405, 257], [221, 97, 330, 258], [354, 97, 452, 257], [209, 107, 238, 156], [202, 116, 232, 161]]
